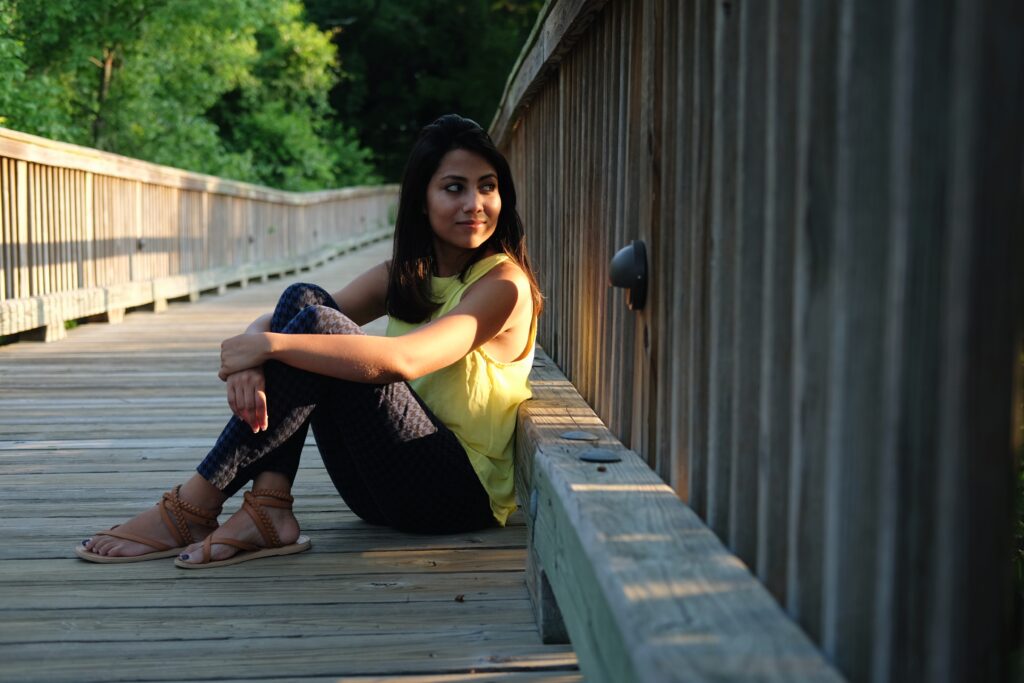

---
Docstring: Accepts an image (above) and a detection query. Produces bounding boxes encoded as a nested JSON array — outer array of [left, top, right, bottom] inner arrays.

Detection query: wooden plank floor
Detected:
[[0, 239, 580, 683]]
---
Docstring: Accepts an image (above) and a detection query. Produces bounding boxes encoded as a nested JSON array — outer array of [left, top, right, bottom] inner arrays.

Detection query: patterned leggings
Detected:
[[196, 283, 495, 533]]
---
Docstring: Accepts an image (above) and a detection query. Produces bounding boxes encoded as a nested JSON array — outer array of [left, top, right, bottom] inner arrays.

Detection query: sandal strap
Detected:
[[250, 489, 294, 507], [187, 489, 296, 563], [196, 534, 261, 565], [241, 490, 288, 548], [158, 485, 220, 546], [94, 527, 174, 552]]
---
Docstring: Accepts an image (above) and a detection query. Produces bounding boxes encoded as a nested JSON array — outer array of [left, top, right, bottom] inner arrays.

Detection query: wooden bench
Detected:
[[515, 349, 845, 682]]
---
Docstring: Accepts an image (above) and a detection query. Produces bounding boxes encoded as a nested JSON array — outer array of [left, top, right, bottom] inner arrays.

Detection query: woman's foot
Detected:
[[178, 472, 302, 565], [80, 477, 225, 560], [177, 491, 301, 564]]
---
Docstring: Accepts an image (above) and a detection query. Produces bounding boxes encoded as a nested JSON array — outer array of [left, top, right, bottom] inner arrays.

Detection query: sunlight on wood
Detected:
[[622, 579, 740, 602], [603, 533, 674, 543], [570, 483, 675, 494]]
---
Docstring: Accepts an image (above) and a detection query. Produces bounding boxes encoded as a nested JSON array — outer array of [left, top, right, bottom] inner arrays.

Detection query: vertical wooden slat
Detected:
[[871, 1, 919, 679], [51, 166, 60, 293], [72, 170, 81, 288], [15, 160, 28, 299], [820, 0, 894, 676], [132, 181, 142, 281], [633, 0, 657, 464], [929, 0, 1023, 680], [35, 165, 44, 294], [685, 0, 714, 518], [785, 0, 839, 644], [63, 168, 71, 290], [1, 158, 9, 301], [757, 0, 800, 603], [652, 0, 680, 486], [84, 172, 93, 290], [45, 166, 55, 294], [61, 167, 71, 291], [29, 164, 39, 295], [728, 0, 768, 566], [618, 2, 639, 445], [666, 0, 692, 496], [705, 0, 740, 539], [66, 168, 75, 290]]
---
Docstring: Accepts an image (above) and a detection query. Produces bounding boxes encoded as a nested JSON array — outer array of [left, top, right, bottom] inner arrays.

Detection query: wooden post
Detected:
[[16, 160, 29, 299]]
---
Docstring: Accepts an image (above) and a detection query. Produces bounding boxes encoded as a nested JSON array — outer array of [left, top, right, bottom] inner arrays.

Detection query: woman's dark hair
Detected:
[[386, 113, 543, 323]]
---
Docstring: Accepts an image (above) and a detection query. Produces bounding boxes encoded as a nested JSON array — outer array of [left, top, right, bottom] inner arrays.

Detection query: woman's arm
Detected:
[[222, 261, 389, 431], [330, 261, 389, 326], [219, 265, 530, 383]]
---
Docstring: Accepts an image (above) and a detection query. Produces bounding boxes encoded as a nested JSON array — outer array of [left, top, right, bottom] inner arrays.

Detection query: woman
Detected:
[[77, 114, 543, 568]]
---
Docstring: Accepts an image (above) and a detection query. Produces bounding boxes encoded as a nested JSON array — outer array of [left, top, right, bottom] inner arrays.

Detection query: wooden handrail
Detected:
[[0, 127, 389, 203], [0, 126, 398, 340]]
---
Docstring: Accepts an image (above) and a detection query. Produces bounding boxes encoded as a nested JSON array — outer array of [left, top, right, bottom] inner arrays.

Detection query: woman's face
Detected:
[[425, 148, 501, 265]]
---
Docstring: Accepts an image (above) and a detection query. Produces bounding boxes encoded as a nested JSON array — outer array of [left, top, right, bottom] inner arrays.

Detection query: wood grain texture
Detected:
[[496, 1, 1021, 679], [0, 240, 578, 681], [517, 348, 842, 683]]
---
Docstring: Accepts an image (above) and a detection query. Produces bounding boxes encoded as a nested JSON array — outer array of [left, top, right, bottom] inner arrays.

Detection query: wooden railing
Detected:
[[492, 0, 1023, 681], [0, 127, 397, 340]]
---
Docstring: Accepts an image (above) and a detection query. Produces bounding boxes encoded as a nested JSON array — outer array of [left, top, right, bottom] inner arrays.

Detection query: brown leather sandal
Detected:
[[75, 485, 220, 563], [174, 489, 311, 569]]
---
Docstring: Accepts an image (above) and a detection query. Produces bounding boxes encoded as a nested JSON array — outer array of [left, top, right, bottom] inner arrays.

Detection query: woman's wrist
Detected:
[[262, 332, 282, 362]]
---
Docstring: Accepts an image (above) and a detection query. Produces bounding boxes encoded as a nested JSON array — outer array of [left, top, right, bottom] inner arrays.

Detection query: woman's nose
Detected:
[[463, 191, 483, 214]]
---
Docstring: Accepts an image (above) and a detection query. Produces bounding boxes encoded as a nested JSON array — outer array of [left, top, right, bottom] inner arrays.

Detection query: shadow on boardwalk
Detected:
[[0, 240, 579, 682]]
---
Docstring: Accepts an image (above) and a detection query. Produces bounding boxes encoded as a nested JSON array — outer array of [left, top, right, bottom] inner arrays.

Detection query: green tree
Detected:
[[305, 0, 543, 180], [0, 0, 79, 139], [0, 0, 377, 190]]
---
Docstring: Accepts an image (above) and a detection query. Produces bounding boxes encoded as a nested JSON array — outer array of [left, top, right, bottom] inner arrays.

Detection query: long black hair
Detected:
[[386, 114, 543, 323]]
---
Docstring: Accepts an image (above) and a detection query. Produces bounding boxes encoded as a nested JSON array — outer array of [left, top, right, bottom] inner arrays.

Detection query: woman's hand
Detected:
[[225, 367, 268, 433], [219, 332, 270, 381]]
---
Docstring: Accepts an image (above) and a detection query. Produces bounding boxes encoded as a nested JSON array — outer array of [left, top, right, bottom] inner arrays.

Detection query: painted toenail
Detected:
[[179, 553, 190, 560], [82, 539, 90, 546]]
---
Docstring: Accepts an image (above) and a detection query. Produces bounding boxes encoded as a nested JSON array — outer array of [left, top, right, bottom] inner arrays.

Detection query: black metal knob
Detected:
[[609, 240, 647, 310]]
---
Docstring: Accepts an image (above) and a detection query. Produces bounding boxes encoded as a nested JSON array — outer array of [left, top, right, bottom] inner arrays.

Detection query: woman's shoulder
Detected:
[[477, 256, 530, 289], [467, 258, 534, 320]]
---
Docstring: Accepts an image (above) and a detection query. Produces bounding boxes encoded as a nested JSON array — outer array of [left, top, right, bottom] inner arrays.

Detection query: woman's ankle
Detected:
[[179, 474, 228, 512], [252, 471, 293, 493]]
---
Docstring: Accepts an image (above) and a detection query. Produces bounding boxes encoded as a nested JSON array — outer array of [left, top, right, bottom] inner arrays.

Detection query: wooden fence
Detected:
[[0, 127, 397, 340], [491, 0, 1023, 681]]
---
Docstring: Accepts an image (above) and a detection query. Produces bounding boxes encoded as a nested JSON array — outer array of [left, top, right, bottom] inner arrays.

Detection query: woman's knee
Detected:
[[283, 304, 361, 335], [279, 282, 334, 308]]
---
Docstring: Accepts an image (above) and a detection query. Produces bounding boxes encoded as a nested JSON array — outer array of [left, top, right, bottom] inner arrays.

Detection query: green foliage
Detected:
[[0, 0, 540, 187], [305, 0, 544, 180], [0, 0, 75, 138], [0, 0, 378, 190]]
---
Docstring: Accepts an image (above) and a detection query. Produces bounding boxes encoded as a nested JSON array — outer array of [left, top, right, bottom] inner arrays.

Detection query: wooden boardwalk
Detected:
[[0, 240, 580, 682]]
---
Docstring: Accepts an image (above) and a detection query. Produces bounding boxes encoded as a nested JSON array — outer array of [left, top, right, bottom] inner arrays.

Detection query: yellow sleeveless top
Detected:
[[385, 253, 536, 525]]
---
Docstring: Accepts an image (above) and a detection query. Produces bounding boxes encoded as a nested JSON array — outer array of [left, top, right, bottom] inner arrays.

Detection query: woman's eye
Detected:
[[480, 183, 497, 192], [444, 183, 462, 192]]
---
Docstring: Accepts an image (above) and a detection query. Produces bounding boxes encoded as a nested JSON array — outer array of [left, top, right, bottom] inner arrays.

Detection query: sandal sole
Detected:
[[174, 535, 312, 569], [75, 545, 185, 564]]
